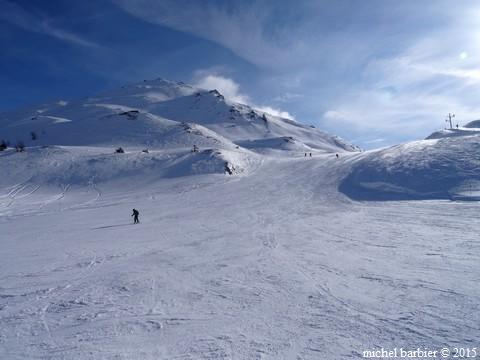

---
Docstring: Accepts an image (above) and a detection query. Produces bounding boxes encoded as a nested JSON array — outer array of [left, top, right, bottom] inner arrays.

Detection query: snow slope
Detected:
[[0, 78, 358, 185], [464, 119, 480, 128], [1, 153, 479, 359], [1, 79, 479, 359], [426, 120, 480, 140], [426, 127, 480, 139], [340, 121, 480, 201], [339, 135, 480, 200]]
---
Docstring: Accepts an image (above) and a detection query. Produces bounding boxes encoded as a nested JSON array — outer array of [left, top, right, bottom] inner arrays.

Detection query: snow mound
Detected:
[[464, 119, 480, 128], [426, 128, 480, 140], [0, 145, 257, 188], [426, 120, 480, 140], [163, 148, 253, 178], [340, 135, 480, 200]]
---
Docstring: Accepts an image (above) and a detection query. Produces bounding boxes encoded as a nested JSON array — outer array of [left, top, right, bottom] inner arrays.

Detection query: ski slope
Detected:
[[340, 135, 480, 200], [1, 78, 480, 359], [1, 153, 479, 359]]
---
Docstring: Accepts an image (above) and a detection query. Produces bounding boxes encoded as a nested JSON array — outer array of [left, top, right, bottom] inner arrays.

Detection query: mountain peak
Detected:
[[0, 77, 359, 155]]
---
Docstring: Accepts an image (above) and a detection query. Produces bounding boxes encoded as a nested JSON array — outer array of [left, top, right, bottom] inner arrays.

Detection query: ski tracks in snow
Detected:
[[247, 158, 430, 356], [26, 250, 107, 354], [62, 179, 102, 211], [0, 179, 39, 209], [2, 155, 479, 358]]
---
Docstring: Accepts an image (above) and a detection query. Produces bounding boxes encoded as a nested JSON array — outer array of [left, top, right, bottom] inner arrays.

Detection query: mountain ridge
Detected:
[[0, 77, 359, 154]]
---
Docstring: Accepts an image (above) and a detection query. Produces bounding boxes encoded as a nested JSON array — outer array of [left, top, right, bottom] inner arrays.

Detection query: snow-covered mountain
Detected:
[[2, 77, 479, 200], [2, 79, 480, 359], [0, 78, 357, 150], [0, 78, 358, 184]]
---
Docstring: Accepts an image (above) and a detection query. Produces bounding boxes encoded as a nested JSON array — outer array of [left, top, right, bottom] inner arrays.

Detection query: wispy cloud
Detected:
[[111, 0, 297, 68], [0, 0, 101, 48], [273, 92, 303, 103], [4, 0, 480, 148], [321, 9, 480, 147], [111, 0, 385, 72], [192, 70, 295, 119], [112, 1, 480, 142], [323, 87, 478, 145]]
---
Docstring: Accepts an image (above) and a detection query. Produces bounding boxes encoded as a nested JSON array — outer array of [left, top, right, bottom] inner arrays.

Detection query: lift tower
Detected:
[[446, 113, 455, 130]]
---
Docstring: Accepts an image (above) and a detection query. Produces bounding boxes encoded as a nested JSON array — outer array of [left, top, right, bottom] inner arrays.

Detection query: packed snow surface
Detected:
[[1, 79, 479, 359], [2, 152, 479, 359]]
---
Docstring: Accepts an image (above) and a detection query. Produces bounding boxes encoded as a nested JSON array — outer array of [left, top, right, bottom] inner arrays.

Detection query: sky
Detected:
[[1, 0, 480, 149]]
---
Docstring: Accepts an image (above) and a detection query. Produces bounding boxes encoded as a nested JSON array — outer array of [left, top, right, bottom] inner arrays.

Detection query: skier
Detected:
[[335, 153, 339, 159], [304, 153, 307, 157], [132, 208, 140, 224], [309, 153, 312, 157]]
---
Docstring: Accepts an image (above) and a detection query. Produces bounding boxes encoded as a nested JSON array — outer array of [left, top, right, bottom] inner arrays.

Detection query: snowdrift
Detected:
[[339, 135, 480, 200]]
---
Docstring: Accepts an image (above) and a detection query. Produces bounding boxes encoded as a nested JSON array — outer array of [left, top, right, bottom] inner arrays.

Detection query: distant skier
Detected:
[[309, 153, 312, 157], [335, 153, 339, 159], [132, 208, 140, 224], [305, 153, 307, 157]]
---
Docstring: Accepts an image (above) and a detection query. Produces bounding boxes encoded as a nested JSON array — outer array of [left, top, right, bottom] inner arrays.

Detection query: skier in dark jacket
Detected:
[[132, 209, 140, 224]]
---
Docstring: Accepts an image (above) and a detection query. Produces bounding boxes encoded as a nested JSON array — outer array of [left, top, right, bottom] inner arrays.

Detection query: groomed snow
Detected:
[[1, 78, 479, 359], [1, 153, 479, 359]]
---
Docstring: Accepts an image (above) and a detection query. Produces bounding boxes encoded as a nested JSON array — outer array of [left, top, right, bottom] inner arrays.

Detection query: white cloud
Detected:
[[323, 87, 479, 146], [0, 0, 101, 48], [193, 71, 295, 120], [193, 73, 250, 104], [254, 105, 295, 120], [322, 22, 480, 146]]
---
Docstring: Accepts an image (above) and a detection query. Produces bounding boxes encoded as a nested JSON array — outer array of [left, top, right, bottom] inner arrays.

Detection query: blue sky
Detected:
[[1, 0, 480, 148]]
